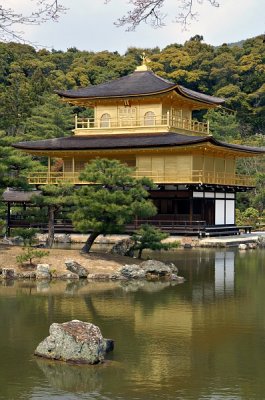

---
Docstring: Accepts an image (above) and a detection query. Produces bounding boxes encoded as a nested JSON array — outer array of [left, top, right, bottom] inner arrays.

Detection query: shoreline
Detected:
[[0, 245, 140, 280], [1, 232, 264, 281], [36, 232, 265, 247], [0, 245, 183, 282]]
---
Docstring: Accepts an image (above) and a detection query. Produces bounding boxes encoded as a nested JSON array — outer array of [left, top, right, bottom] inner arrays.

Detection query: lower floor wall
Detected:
[[149, 189, 235, 225], [5, 187, 243, 237]]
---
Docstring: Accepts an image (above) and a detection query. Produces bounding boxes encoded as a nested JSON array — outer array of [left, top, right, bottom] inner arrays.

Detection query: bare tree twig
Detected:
[[109, 0, 220, 31], [0, 1, 67, 42], [0, 0, 221, 42], [176, 0, 219, 28]]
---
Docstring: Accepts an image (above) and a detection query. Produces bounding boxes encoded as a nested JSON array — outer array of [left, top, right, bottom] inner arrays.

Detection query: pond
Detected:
[[0, 248, 265, 400]]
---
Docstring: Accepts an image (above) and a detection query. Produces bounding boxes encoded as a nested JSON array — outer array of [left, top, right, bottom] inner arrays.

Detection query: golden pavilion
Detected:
[[12, 60, 264, 235]]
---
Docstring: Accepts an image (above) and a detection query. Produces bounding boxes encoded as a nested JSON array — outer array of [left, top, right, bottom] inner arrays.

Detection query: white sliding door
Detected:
[[215, 199, 225, 224], [225, 200, 235, 224]]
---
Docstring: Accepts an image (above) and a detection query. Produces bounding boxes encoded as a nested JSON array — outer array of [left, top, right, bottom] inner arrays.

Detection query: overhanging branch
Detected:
[[0, 1, 67, 42], [110, 0, 220, 31]]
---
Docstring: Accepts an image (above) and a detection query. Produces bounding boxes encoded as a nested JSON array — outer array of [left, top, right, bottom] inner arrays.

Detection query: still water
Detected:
[[0, 248, 265, 400]]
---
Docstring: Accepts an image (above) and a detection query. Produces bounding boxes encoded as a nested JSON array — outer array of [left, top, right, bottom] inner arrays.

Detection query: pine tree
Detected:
[[0, 131, 42, 220], [71, 159, 157, 253], [131, 224, 180, 259], [24, 94, 74, 140]]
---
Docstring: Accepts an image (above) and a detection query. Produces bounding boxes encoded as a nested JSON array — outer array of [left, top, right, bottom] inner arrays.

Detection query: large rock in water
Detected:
[[34, 320, 114, 364]]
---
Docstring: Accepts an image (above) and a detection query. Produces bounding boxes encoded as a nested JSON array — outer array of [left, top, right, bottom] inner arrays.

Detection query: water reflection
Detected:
[[65, 279, 89, 294], [0, 249, 265, 400], [191, 251, 236, 303], [215, 251, 235, 295], [35, 358, 104, 393]]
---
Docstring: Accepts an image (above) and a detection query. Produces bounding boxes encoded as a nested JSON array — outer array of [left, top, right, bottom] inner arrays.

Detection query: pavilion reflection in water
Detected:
[[214, 251, 235, 295]]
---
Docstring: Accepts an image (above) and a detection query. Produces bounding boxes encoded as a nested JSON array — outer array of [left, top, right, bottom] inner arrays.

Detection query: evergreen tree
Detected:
[[71, 159, 157, 253], [0, 64, 34, 134], [0, 131, 42, 220], [206, 109, 240, 141], [24, 94, 74, 140]]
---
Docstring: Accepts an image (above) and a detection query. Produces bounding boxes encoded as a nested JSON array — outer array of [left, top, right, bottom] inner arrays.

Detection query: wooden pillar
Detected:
[[48, 157, 51, 184], [72, 157, 75, 183], [75, 114, 78, 129], [6, 202, 11, 236], [207, 119, 210, 134]]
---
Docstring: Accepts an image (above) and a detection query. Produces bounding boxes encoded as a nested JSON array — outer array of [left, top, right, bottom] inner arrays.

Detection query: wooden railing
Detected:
[[7, 217, 252, 236], [74, 114, 209, 135], [135, 170, 255, 186], [27, 170, 255, 187], [28, 172, 81, 185]]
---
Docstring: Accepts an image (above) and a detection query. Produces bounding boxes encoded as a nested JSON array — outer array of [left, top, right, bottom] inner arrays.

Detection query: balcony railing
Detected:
[[74, 114, 210, 135], [27, 170, 255, 187]]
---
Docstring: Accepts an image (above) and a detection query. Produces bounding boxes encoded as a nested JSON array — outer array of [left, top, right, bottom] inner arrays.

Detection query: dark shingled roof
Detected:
[[55, 71, 224, 105], [2, 189, 42, 203], [13, 132, 265, 155]]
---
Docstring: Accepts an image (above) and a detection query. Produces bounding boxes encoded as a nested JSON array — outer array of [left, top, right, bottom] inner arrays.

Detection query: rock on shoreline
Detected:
[[118, 259, 184, 282], [0, 258, 185, 283]]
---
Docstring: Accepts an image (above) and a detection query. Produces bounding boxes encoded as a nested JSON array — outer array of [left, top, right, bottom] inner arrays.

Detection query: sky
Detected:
[[6, 0, 265, 53]]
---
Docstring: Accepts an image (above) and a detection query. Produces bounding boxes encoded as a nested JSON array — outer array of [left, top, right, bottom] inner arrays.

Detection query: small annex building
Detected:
[[12, 60, 264, 236]]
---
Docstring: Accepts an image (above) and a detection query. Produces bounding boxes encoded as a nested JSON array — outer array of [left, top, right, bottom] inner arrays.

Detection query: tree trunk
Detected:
[[138, 248, 143, 259], [46, 205, 55, 248], [81, 231, 100, 253]]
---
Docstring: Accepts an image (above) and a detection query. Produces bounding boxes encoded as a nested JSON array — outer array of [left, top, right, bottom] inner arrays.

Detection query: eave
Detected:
[[58, 85, 224, 109], [13, 141, 264, 159]]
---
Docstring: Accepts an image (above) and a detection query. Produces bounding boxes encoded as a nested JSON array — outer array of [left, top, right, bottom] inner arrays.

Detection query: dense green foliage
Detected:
[[72, 159, 157, 252], [0, 35, 264, 227]]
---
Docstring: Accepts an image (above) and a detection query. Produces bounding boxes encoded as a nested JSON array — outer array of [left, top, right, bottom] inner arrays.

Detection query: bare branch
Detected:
[[110, 0, 220, 31], [114, 0, 165, 31], [0, 1, 67, 42], [0, 0, 221, 43], [176, 0, 219, 28]]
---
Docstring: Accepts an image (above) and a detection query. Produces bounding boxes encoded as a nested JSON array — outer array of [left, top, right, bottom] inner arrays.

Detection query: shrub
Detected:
[[131, 224, 180, 259], [16, 247, 49, 267], [236, 207, 259, 228]]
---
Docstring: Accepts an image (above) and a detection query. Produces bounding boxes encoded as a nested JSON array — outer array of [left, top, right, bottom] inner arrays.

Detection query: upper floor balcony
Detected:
[[27, 170, 255, 187], [74, 113, 210, 136]]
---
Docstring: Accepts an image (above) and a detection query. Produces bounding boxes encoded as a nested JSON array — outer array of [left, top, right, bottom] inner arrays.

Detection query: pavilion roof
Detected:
[[13, 132, 265, 155], [55, 70, 225, 105]]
